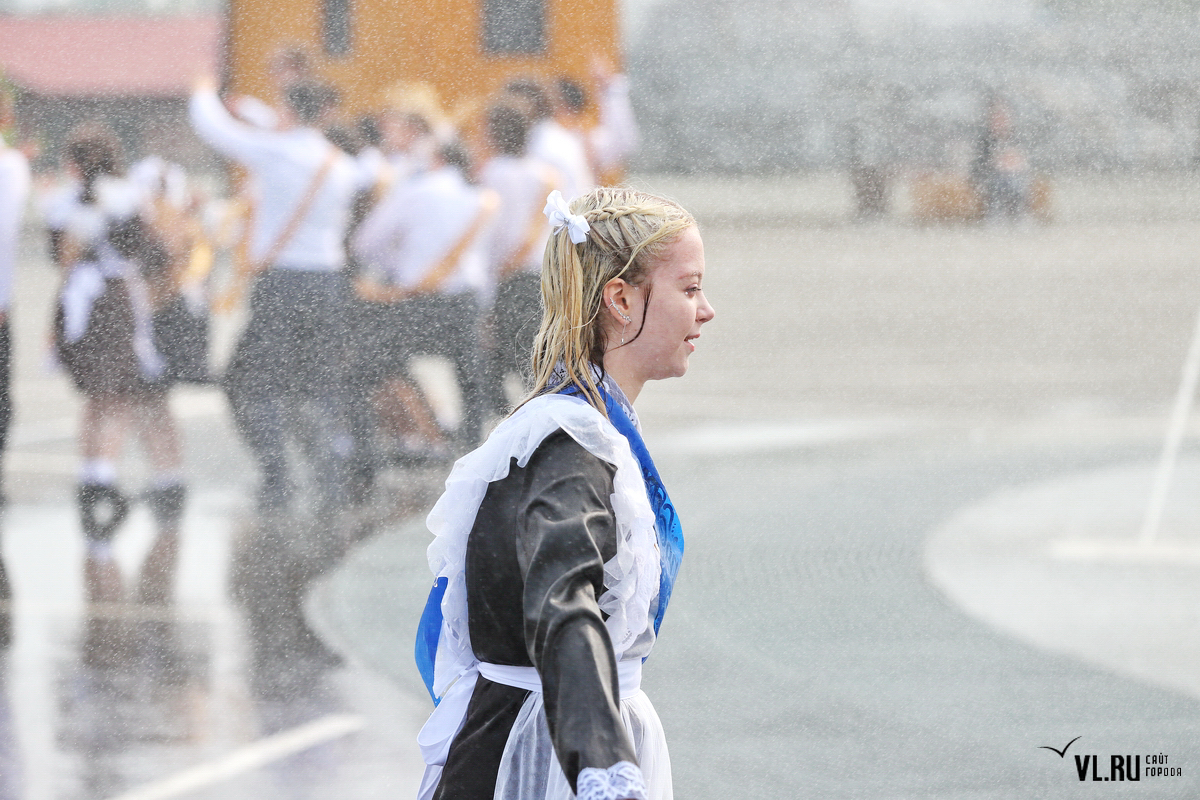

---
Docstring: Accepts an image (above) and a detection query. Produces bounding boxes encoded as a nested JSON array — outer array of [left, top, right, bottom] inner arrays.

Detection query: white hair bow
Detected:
[[543, 190, 590, 244]]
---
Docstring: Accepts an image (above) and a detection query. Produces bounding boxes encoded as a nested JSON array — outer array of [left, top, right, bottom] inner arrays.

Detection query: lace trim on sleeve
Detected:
[[576, 761, 648, 800]]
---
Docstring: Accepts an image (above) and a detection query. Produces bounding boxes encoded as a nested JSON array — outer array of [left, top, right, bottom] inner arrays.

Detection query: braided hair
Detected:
[[525, 186, 696, 414]]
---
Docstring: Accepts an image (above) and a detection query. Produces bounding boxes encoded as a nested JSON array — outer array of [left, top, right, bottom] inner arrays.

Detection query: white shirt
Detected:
[[351, 166, 492, 299], [529, 119, 593, 202], [42, 175, 143, 278], [0, 148, 29, 312], [189, 88, 374, 272], [589, 74, 640, 174], [355, 146, 389, 183], [390, 144, 433, 182], [376, 149, 429, 200], [479, 154, 559, 276], [129, 156, 189, 210]]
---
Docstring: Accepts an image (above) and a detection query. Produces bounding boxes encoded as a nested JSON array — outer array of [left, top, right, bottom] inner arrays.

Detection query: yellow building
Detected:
[[225, 0, 620, 120]]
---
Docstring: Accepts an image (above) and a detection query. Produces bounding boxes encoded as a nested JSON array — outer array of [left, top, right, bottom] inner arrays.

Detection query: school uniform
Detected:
[[417, 375, 678, 800], [189, 87, 375, 511], [349, 164, 493, 459], [43, 176, 167, 399]]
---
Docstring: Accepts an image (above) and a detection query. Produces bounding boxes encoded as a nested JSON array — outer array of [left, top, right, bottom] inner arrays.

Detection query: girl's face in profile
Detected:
[[623, 226, 715, 383]]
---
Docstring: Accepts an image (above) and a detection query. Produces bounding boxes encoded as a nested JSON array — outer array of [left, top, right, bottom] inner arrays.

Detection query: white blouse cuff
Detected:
[[576, 761, 647, 800]]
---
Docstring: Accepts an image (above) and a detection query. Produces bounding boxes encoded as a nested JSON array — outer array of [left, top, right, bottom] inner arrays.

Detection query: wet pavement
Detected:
[[1, 233, 435, 798], [6, 173, 1200, 797], [2, 477, 430, 799]]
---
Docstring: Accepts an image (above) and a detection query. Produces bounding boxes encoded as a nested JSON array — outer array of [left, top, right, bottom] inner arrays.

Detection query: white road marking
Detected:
[[1050, 539, 1200, 565], [1139, 297, 1200, 544], [105, 713, 366, 800]]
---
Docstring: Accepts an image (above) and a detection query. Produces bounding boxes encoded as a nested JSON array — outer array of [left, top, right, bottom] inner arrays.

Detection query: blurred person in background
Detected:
[[360, 104, 451, 456], [0, 86, 26, 496], [991, 143, 1032, 221], [190, 75, 377, 518], [848, 108, 892, 220], [268, 43, 317, 109], [381, 81, 453, 141], [216, 43, 319, 136], [478, 102, 560, 410], [505, 77, 594, 201], [585, 57, 641, 185], [331, 112, 446, 489], [972, 94, 1030, 221], [0, 81, 28, 643], [378, 105, 436, 187], [555, 61, 640, 186], [415, 186, 714, 800], [130, 155, 214, 385], [348, 140, 498, 498], [43, 123, 187, 607]]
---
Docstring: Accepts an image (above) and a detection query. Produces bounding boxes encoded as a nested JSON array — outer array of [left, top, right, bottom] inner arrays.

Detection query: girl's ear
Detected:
[[601, 278, 636, 326]]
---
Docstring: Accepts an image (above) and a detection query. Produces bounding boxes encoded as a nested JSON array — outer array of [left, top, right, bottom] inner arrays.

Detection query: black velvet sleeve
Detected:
[[514, 431, 639, 791]]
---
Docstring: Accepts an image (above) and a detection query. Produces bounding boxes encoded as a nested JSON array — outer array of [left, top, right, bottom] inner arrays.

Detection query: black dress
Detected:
[[48, 189, 167, 399], [55, 277, 163, 398], [435, 429, 638, 799]]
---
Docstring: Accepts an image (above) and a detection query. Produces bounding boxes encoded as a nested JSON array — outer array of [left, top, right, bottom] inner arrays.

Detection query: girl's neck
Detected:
[[600, 357, 642, 405]]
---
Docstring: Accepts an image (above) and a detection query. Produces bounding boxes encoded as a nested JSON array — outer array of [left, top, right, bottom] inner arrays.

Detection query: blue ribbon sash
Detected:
[[415, 577, 447, 703], [414, 386, 684, 703], [584, 386, 683, 638]]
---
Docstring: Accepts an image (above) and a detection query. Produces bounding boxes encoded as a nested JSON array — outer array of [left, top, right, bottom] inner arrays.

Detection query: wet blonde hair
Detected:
[[524, 186, 696, 414]]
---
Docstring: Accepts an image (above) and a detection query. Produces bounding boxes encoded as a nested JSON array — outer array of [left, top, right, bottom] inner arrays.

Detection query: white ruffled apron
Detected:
[[417, 394, 671, 800]]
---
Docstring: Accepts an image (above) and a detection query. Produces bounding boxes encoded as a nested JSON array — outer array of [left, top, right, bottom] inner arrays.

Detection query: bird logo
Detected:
[[1039, 736, 1081, 758]]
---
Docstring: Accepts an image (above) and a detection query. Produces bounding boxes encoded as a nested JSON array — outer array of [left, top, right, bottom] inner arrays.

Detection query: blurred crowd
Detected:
[[0, 46, 639, 621]]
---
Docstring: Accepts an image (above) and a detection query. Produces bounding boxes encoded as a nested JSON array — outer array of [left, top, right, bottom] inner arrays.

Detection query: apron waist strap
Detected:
[[479, 660, 643, 700]]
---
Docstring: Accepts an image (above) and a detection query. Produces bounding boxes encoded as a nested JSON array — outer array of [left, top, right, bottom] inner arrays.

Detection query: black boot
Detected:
[[78, 483, 129, 542]]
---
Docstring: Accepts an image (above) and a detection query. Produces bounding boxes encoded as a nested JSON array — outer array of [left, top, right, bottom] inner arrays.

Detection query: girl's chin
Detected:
[[640, 355, 691, 384], [658, 362, 690, 380]]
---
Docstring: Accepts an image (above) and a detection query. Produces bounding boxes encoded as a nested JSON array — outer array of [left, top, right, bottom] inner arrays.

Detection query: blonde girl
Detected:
[[415, 186, 714, 800]]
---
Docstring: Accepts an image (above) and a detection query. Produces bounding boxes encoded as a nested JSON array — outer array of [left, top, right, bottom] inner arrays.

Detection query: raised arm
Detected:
[[188, 80, 277, 167], [589, 68, 639, 173]]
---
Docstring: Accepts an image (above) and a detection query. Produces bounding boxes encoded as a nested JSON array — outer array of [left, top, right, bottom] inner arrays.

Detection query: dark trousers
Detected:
[[346, 291, 485, 468], [0, 318, 10, 477], [223, 270, 351, 511]]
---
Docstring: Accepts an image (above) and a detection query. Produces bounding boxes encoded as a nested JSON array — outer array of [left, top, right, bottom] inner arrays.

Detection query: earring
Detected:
[[607, 300, 632, 323], [608, 299, 632, 344]]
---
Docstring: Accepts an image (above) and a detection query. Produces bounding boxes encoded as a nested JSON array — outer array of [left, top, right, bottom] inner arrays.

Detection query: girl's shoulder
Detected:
[[500, 394, 636, 471]]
